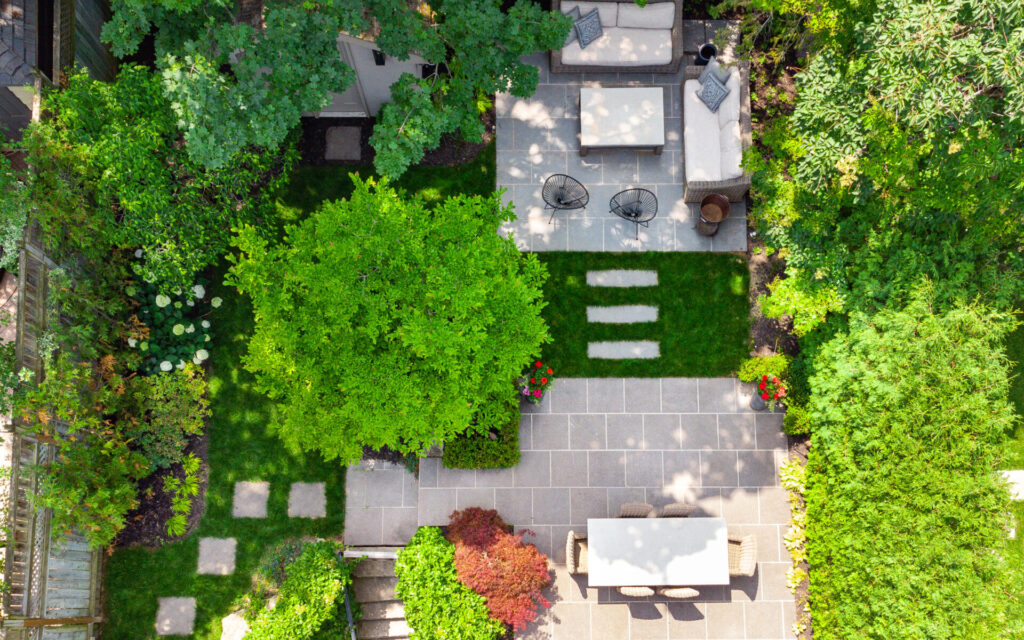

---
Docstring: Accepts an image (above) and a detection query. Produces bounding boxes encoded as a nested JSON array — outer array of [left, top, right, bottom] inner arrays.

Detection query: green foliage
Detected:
[[804, 287, 1024, 639], [781, 401, 811, 435], [737, 354, 791, 383], [123, 365, 209, 470], [395, 527, 504, 640], [128, 279, 215, 374], [0, 153, 28, 273], [228, 178, 548, 464], [15, 355, 149, 547], [104, 0, 568, 178], [443, 391, 522, 470], [163, 453, 200, 537], [246, 541, 354, 640], [23, 65, 294, 290]]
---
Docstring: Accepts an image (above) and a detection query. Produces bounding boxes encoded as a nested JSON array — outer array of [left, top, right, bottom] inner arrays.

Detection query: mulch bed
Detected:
[[113, 431, 210, 549]]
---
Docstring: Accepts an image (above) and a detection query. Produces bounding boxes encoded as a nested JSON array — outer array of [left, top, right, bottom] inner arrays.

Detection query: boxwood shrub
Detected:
[[442, 392, 521, 469]]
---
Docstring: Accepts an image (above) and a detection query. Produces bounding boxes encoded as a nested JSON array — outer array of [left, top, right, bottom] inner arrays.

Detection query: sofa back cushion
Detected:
[[562, 1, 618, 26], [562, 27, 673, 66], [617, 2, 675, 28]]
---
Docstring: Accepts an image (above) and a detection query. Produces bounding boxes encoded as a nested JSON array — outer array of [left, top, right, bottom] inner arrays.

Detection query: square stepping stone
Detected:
[[586, 305, 658, 324], [588, 341, 660, 359], [289, 482, 327, 518], [586, 269, 658, 287], [197, 537, 237, 575], [233, 481, 270, 518], [156, 597, 195, 636], [325, 126, 362, 161]]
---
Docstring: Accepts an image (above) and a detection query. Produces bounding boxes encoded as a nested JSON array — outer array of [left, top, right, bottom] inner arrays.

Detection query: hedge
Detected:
[[442, 392, 521, 469]]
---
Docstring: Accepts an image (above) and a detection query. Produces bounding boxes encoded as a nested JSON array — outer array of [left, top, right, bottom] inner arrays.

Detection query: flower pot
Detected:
[[696, 215, 720, 237], [695, 43, 718, 66], [750, 394, 767, 411], [700, 193, 730, 223]]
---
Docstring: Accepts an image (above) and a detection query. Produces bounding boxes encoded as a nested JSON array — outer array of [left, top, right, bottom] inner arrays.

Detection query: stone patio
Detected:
[[496, 21, 746, 254], [345, 377, 793, 640]]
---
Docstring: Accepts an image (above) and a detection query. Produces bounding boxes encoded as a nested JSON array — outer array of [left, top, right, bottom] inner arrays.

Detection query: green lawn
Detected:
[[536, 252, 750, 378], [102, 144, 497, 639]]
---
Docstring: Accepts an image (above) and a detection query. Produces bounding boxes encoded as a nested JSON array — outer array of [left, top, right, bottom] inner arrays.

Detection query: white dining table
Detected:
[[586, 517, 730, 587]]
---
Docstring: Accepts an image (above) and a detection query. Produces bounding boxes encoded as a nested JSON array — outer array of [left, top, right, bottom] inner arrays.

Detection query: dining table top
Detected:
[[586, 516, 730, 587]]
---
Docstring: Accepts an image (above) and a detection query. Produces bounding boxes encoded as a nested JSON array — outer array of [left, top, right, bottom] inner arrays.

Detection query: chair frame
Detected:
[[565, 530, 589, 575], [727, 533, 757, 577], [610, 188, 658, 240], [618, 502, 656, 518], [542, 173, 590, 224], [617, 586, 656, 598]]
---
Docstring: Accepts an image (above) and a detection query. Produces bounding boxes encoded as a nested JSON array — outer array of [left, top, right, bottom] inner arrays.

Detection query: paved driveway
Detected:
[[346, 377, 794, 640]]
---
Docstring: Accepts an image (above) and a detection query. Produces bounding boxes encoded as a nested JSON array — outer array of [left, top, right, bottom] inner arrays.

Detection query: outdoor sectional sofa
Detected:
[[681, 62, 753, 202], [550, 0, 684, 74]]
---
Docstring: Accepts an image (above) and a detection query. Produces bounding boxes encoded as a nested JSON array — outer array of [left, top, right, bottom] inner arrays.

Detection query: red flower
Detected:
[[535, 361, 542, 368], [773, 392, 779, 399], [761, 392, 769, 400], [541, 377, 547, 384], [547, 368, 553, 374], [762, 374, 768, 382], [772, 376, 779, 383], [530, 378, 535, 383], [758, 382, 766, 390]]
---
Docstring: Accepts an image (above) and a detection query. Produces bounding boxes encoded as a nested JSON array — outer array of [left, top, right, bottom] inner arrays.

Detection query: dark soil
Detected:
[[113, 431, 209, 549], [747, 240, 799, 358], [297, 108, 496, 168], [361, 445, 416, 469]]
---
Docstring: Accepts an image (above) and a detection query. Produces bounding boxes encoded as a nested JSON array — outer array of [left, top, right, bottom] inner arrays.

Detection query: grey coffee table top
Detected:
[[586, 516, 730, 587], [579, 87, 666, 149]]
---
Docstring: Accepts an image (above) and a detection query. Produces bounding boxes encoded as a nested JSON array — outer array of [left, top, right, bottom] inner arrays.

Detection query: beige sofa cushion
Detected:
[[562, 27, 673, 67], [683, 69, 745, 182], [617, 2, 675, 28], [562, 1, 618, 26]]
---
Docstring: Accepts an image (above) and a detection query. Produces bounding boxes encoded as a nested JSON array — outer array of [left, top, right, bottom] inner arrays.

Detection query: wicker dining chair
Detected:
[[617, 586, 656, 598], [657, 587, 700, 599], [565, 530, 589, 575], [727, 533, 758, 577], [618, 502, 655, 518], [660, 502, 696, 518]]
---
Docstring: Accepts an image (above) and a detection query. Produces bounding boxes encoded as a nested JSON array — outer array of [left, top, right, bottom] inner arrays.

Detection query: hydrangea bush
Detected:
[[127, 276, 218, 374]]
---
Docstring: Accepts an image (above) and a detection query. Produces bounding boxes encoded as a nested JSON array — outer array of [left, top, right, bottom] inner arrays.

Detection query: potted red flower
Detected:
[[521, 360, 555, 404], [751, 374, 786, 411]]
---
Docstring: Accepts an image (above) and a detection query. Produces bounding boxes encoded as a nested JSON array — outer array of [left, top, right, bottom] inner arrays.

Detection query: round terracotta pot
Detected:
[[700, 193, 731, 223]]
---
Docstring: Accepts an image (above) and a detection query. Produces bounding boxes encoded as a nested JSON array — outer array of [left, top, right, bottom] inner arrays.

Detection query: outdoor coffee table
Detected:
[[586, 517, 729, 586], [579, 87, 665, 156]]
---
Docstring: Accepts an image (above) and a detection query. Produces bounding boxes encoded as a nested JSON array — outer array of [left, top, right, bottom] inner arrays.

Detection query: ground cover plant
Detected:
[[230, 177, 548, 465], [537, 252, 749, 377], [442, 391, 522, 469]]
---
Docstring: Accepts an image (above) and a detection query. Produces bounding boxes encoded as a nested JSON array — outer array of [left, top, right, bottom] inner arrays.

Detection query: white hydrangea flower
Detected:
[[192, 284, 206, 299], [205, 335, 211, 342], [174, 288, 182, 296], [176, 360, 186, 370], [195, 349, 209, 362], [186, 324, 195, 334], [201, 320, 210, 329], [127, 338, 137, 348], [172, 324, 185, 336], [211, 297, 223, 308], [186, 300, 195, 307], [134, 249, 143, 258], [160, 360, 173, 372], [155, 294, 171, 308], [193, 355, 203, 365], [140, 341, 149, 352], [125, 286, 137, 297]]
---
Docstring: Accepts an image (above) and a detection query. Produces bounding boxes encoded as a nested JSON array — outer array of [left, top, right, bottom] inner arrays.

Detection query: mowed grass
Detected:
[[102, 143, 497, 639], [536, 252, 750, 378]]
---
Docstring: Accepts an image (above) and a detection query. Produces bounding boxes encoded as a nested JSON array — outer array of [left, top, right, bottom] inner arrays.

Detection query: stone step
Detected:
[[353, 576, 397, 603], [353, 558, 396, 578], [360, 600, 405, 621], [357, 618, 412, 639], [588, 341, 660, 359], [586, 305, 658, 324], [586, 269, 658, 287]]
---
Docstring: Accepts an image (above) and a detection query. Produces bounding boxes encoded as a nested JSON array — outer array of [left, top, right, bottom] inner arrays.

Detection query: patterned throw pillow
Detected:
[[563, 7, 582, 46], [696, 74, 731, 113], [699, 59, 731, 86], [574, 9, 604, 49]]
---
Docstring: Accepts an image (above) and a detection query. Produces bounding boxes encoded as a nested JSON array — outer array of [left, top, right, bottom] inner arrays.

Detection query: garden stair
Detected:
[[345, 547, 410, 640]]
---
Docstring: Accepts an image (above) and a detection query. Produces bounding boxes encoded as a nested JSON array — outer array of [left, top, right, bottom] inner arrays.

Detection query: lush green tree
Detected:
[[102, 0, 569, 177], [0, 153, 28, 272], [228, 178, 548, 464], [805, 285, 1024, 639], [23, 65, 294, 290]]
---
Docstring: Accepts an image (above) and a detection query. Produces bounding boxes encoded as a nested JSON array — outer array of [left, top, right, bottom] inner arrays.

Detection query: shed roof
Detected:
[[0, 0, 36, 87]]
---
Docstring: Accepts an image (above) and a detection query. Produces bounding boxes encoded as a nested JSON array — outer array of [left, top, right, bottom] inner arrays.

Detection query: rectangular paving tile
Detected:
[[551, 450, 590, 487], [417, 489, 457, 526], [519, 524, 553, 560], [514, 451, 552, 488], [718, 414, 757, 450], [627, 602, 668, 638], [498, 150, 534, 184], [661, 378, 699, 412], [607, 487, 647, 518], [532, 488, 571, 525], [570, 488, 608, 524], [566, 217, 605, 251], [663, 450, 701, 490], [552, 602, 592, 640], [721, 487, 762, 525], [591, 604, 630, 640], [644, 414, 682, 449], [362, 469, 405, 507], [606, 414, 644, 449], [475, 467, 515, 488], [755, 413, 788, 450], [679, 414, 719, 450], [586, 305, 658, 324], [626, 451, 663, 488], [457, 488, 495, 510], [758, 487, 792, 525], [495, 488, 533, 527], [588, 341, 660, 359], [550, 378, 588, 413], [436, 465, 477, 489], [586, 269, 658, 287], [588, 451, 626, 487], [738, 450, 778, 487], [623, 380, 662, 413], [587, 378, 625, 413], [759, 563, 796, 601], [570, 414, 606, 450], [519, 414, 534, 449], [706, 601, 745, 639], [532, 414, 570, 450], [382, 507, 418, 545], [701, 451, 739, 487], [344, 506, 382, 546], [665, 601, 707, 639], [712, 216, 747, 252], [698, 378, 738, 413]]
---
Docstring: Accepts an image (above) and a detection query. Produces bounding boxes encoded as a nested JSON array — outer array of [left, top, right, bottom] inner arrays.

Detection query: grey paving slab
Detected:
[[361, 469, 406, 507], [532, 413, 570, 450], [680, 414, 720, 450], [197, 538, 236, 576], [570, 488, 609, 524], [345, 505, 383, 545], [624, 381, 662, 413], [514, 450, 553, 487], [587, 378, 625, 413], [588, 450, 626, 487], [288, 482, 326, 518], [663, 451, 701, 490], [232, 481, 269, 518], [644, 414, 682, 450], [436, 465, 477, 489], [382, 507, 419, 545], [588, 341, 660, 359], [718, 414, 757, 450], [570, 414, 606, 450], [418, 488, 458, 526], [626, 451, 664, 488], [698, 378, 739, 413], [701, 451, 740, 487], [661, 378, 699, 412], [496, 488, 534, 526], [533, 488, 572, 524], [586, 305, 658, 324], [551, 450, 590, 487], [156, 597, 195, 636], [549, 378, 588, 413], [738, 450, 779, 487], [457, 487, 496, 510], [476, 467, 516, 488], [755, 413, 788, 450], [606, 414, 644, 449], [417, 457, 439, 488], [586, 269, 659, 287]]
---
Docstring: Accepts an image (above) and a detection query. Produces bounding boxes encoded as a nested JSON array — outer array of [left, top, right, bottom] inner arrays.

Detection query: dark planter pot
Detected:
[[695, 43, 718, 66], [696, 215, 720, 237], [750, 394, 767, 411]]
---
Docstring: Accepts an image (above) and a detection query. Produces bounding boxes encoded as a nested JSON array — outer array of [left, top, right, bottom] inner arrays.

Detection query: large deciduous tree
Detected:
[[227, 178, 548, 463], [103, 0, 570, 177]]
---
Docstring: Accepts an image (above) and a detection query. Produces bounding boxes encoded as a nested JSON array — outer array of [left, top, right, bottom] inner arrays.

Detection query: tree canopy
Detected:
[[227, 178, 548, 463], [103, 0, 570, 177]]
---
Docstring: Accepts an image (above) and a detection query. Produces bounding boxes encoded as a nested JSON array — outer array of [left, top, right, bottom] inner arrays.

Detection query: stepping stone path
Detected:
[[585, 270, 661, 360], [156, 597, 195, 636], [1001, 470, 1024, 500], [155, 481, 328, 635]]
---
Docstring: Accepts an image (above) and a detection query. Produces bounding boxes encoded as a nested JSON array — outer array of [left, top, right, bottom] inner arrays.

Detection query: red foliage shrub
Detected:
[[446, 508, 553, 631]]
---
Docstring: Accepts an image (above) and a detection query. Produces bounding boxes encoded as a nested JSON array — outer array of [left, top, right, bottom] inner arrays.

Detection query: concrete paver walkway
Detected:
[[345, 377, 793, 640]]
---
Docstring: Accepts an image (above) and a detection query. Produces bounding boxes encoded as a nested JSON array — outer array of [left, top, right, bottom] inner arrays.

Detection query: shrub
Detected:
[[128, 279, 215, 374], [123, 364, 209, 469], [781, 401, 811, 436], [737, 354, 791, 383], [443, 392, 521, 469], [395, 527, 504, 640], [246, 541, 354, 640], [163, 453, 200, 537], [446, 508, 552, 631], [0, 152, 28, 273]]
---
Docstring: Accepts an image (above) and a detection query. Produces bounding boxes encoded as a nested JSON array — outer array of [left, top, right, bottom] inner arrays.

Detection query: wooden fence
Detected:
[[1, 225, 102, 640]]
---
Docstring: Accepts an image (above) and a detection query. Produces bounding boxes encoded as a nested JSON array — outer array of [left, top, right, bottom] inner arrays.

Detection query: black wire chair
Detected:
[[542, 174, 589, 224], [610, 188, 658, 240]]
